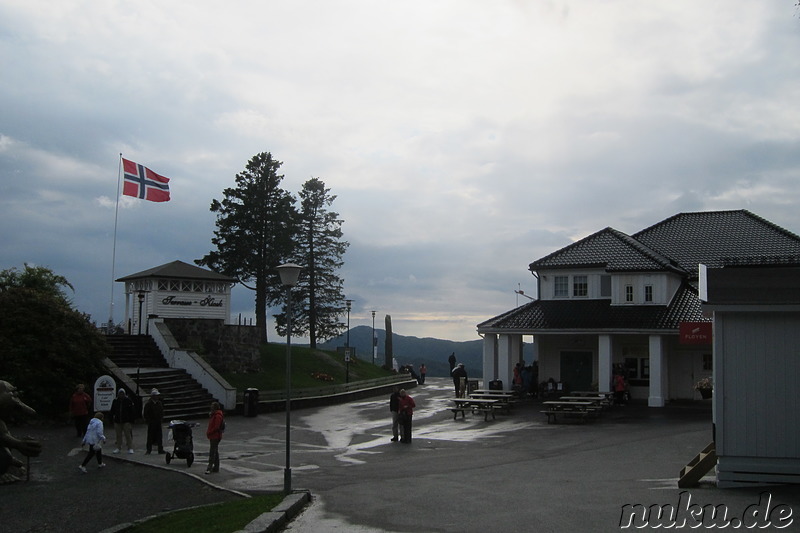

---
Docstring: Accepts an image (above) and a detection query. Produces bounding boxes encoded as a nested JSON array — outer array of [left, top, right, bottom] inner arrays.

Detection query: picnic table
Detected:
[[469, 391, 516, 412], [473, 389, 516, 396], [565, 392, 613, 408], [540, 400, 599, 424], [450, 398, 500, 421]]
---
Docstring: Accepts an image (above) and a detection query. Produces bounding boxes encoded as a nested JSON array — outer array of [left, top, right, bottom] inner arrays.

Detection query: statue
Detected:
[[0, 380, 42, 483]]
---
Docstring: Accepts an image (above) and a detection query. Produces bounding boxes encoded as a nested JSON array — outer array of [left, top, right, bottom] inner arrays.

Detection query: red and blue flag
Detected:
[[122, 158, 171, 202]]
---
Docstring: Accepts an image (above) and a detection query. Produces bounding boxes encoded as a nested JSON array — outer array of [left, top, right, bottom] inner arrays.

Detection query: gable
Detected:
[[529, 227, 684, 274]]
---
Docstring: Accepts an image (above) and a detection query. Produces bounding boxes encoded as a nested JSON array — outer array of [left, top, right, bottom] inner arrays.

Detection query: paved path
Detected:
[[3, 378, 800, 532]]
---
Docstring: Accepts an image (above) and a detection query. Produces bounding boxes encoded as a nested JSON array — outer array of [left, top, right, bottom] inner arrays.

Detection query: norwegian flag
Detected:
[[122, 158, 171, 202]]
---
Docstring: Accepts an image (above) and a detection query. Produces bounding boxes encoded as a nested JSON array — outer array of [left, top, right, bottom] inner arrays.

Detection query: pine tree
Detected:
[[277, 177, 349, 348], [196, 152, 296, 343]]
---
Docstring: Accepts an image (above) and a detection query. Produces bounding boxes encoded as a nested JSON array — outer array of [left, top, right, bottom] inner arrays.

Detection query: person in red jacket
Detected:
[[397, 389, 416, 444], [205, 402, 224, 474], [69, 384, 92, 438]]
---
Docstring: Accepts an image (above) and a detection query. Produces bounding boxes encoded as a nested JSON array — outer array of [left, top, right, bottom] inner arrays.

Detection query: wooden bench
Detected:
[[540, 408, 591, 424]]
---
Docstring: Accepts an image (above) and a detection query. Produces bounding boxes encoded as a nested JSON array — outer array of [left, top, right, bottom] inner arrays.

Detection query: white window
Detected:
[[573, 275, 588, 297], [644, 285, 653, 303], [625, 285, 634, 302], [554, 276, 568, 297]]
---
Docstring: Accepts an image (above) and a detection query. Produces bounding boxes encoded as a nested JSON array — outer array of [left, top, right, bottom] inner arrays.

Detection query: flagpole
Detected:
[[109, 154, 123, 332]]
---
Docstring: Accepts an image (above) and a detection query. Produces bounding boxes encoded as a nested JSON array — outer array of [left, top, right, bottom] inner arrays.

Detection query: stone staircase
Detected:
[[105, 335, 216, 420]]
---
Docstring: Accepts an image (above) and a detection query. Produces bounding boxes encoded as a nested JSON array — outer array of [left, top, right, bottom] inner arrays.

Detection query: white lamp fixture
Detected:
[[277, 263, 302, 287]]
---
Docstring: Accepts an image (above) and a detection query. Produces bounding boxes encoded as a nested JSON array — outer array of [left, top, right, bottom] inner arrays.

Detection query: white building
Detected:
[[116, 260, 236, 334], [478, 210, 800, 406]]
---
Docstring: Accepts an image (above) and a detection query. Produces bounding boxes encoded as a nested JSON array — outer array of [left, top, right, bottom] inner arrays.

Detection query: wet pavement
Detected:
[[3, 378, 800, 532]]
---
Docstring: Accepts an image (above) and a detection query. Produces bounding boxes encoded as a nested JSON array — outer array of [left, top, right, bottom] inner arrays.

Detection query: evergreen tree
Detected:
[[0, 265, 107, 417], [277, 178, 349, 348], [196, 152, 297, 343]]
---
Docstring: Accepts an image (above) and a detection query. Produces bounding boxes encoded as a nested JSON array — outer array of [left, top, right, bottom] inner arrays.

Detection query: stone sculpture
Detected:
[[0, 380, 42, 483]]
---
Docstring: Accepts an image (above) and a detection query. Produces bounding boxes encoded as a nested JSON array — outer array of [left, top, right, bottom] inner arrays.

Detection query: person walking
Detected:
[[110, 389, 136, 454], [389, 387, 401, 442], [452, 363, 468, 397], [69, 384, 92, 438], [143, 388, 165, 454], [418, 364, 427, 385], [397, 389, 416, 444], [205, 402, 224, 474], [78, 412, 106, 473]]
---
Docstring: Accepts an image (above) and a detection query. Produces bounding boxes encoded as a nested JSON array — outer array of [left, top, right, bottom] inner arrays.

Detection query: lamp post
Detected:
[[137, 291, 145, 335], [277, 262, 302, 494], [345, 299, 352, 383], [371, 310, 376, 365]]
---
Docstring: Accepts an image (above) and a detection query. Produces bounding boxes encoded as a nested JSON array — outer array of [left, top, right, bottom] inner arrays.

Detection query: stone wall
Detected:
[[163, 318, 261, 373]]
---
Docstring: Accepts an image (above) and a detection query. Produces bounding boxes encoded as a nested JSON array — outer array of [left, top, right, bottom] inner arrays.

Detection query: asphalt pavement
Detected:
[[3, 378, 800, 532]]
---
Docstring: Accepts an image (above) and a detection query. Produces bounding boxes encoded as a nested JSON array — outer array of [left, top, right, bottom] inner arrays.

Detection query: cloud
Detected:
[[2, 1, 800, 341]]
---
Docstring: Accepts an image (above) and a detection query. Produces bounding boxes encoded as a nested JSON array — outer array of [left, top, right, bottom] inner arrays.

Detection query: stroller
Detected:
[[165, 420, 197, 467]]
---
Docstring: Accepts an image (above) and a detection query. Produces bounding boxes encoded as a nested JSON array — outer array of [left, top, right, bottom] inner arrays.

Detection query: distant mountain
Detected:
[[317, 325, 536, 378]]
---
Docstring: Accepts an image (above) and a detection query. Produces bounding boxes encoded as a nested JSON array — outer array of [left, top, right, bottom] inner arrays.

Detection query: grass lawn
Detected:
[[127, 493, 285, 533], [223, 343, 395, 392]]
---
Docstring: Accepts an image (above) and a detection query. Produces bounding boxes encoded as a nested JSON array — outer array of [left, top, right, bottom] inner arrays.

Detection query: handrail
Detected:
[[248, 374, 413, 401]]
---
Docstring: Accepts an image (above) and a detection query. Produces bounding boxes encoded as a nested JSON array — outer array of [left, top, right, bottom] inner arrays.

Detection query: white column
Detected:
[[648, 335, 666, 407], [498, 334, 519, 389], [482, 334, 497, 389], [598, 335, 612, 393]]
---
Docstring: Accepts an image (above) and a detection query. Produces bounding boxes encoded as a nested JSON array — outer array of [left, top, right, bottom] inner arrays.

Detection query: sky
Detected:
[[2, 1, 800, 343]]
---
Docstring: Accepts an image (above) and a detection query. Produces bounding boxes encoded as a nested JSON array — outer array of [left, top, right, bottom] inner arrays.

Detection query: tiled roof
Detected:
[[480, 209, 800, 334], [633, 210, 800, 278], [116, 260, 236, 282], [529, 227, 685, 273], [478, 283, 705, 332]]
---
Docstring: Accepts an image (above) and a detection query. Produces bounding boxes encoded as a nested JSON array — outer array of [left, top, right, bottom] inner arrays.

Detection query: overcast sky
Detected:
[[2, 1, 800, 343]]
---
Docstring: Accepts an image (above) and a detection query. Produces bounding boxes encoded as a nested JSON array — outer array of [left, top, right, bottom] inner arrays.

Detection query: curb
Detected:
[[236, 491, 312, 533]]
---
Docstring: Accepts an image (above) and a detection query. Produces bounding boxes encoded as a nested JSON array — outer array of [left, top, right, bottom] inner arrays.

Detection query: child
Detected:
[[79, 412, 106, 473]]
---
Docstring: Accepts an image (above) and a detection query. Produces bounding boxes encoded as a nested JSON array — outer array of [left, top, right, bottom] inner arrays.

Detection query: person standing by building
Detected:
[[613, 372, 627, 406], [389, 387, 401, 442], [205, 402, 224, 474], [78, 412, 106, 473], [452, 363, 468, 397], [418, 363, 427, 385], [397, 389, 416, 444], [143, 388, 165, 454], [69, 384, 92, 438], [110, 389, 136, 454]]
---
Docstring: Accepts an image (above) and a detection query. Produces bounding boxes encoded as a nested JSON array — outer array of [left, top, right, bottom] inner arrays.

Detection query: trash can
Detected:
[[489, 379, 503, 391], [243, 388, 259, 417]]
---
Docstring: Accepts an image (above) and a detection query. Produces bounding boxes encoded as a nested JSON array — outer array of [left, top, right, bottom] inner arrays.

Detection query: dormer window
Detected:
[[554, 275, 568, 297], [625, 285, 634, 302], [573, 275, 588, 297]]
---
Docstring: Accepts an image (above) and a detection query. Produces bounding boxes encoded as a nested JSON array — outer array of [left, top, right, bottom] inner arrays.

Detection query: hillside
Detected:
[[318, 326, 536, 378]]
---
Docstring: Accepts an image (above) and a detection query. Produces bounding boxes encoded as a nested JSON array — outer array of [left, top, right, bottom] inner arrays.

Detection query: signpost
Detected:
[[93, 375, 117, 412]]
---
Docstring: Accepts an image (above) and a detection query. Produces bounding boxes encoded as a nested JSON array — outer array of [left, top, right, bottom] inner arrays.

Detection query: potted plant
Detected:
[[694, 377, 713, 399]]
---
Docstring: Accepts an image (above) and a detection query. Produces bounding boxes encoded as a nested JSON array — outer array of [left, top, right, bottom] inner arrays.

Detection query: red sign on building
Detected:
[[679, 322, 713, 344]]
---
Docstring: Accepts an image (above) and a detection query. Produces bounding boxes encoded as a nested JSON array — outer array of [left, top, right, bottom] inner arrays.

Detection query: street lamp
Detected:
[[277, 262, 302, 494], [137, 291, 145, 335], [371, 310, 376, 365], [345, 299, 352, 383]]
